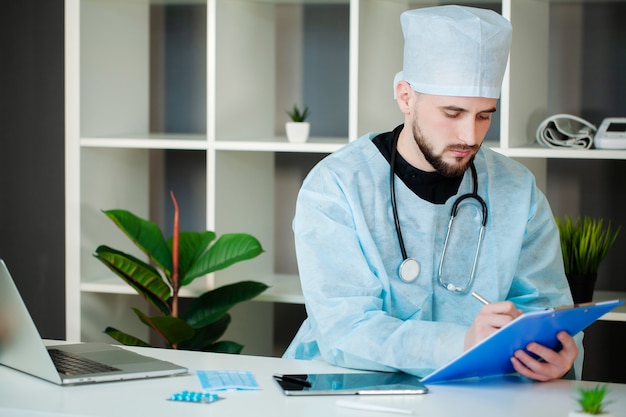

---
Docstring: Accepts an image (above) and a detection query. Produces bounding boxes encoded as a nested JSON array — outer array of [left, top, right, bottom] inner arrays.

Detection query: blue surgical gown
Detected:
[[283, 133, 583, 378]]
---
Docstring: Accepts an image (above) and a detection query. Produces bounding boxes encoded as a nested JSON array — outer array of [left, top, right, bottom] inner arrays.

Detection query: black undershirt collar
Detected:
[[372, 124, 463, 205]]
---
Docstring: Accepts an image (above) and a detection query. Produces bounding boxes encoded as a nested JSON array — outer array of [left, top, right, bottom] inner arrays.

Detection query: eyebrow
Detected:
[[441, 105, 498, 114]]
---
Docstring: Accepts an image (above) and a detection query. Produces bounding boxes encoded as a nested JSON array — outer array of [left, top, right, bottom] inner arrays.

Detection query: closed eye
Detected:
[[444, 111, 461, 119], [441, 106, 497, 120]]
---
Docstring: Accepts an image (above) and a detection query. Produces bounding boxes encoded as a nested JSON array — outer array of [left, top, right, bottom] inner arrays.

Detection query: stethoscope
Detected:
[[390, 132, 488, 293]]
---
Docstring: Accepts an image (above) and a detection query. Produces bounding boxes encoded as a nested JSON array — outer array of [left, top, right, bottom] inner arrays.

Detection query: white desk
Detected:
[[1, 344, 625, 417]]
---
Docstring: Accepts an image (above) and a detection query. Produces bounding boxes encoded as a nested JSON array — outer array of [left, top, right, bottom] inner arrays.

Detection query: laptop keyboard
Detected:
[[48, 349, 121, 375]]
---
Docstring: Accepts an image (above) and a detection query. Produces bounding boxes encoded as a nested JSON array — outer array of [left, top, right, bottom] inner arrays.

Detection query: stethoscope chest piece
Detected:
[[399, 257, 420, 283]]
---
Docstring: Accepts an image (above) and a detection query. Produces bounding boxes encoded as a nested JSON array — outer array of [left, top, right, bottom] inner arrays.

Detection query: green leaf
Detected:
[[208, 340, 244, 354], [286, 104, 310, 122], [576, 384, 612, 414], [182, 233, 264, 286], [183, 281, 269, 328], [132, 308, 195, 347], [556, 216, 621, 275], [168, 231, 216, 282], [178, 314, 231, 351], [104, 326, 151, 347], [94, 246, 172, 315], [103, 209, 173, 277]]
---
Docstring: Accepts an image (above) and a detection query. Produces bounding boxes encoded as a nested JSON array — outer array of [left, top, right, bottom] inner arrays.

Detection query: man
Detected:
[[283, 5, 582, 381]]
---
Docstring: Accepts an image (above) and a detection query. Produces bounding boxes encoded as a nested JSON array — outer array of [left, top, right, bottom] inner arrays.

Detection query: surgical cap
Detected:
[[394, 5, 512, 99]]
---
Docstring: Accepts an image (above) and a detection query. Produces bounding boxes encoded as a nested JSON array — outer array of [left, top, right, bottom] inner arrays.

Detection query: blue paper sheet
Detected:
[[196, 370, 260, 391]]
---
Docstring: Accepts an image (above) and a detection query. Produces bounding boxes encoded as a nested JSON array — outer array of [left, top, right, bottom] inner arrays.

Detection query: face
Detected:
[[407, 92, 497, 177]]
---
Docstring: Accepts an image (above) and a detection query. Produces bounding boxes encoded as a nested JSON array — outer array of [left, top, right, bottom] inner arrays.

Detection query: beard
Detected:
[[411, 123, 479, 178]]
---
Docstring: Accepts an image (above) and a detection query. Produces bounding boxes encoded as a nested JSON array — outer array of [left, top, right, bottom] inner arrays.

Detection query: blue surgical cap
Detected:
[[394, 5, 512, 99]]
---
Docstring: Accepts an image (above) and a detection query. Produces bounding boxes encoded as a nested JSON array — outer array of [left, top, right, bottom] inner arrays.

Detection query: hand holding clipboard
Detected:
[[421, 299, 624, 383]]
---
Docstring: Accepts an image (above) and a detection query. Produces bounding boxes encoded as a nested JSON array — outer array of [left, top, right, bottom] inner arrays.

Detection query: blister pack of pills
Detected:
[[168, 390, 222, 404]]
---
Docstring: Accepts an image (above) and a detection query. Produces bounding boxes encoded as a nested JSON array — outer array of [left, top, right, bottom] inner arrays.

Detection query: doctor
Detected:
[[283, 5, 582, 381]]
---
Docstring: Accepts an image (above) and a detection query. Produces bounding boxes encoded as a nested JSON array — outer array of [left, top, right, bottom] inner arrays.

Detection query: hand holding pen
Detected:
[[465, 291, 521, 350]]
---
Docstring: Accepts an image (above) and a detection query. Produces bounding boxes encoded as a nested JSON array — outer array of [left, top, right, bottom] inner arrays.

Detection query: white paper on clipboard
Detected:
[[421, 299, 624, 384]]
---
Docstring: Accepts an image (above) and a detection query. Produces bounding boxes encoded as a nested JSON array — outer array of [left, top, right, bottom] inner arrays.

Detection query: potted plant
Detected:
[[94, 191, 268, 353], [285, 104, 310, 143], [555, 215, 620, 304], [569, 384, 614, 416]]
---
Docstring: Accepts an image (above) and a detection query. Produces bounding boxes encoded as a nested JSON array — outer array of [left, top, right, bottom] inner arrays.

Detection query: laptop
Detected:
[[0, 259, 188, 385]]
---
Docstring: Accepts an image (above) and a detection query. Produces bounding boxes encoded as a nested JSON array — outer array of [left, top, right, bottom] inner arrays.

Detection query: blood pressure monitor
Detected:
[[594, 117, 626, 149]]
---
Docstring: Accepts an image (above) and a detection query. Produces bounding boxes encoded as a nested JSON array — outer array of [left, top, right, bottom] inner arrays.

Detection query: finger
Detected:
[[510, 356, 552, 382], [481, 301, 521, 317], [550, 332, 579, 370], [524, 342, 560, 365], [475, 309, 517, 329], [512, 345, 571, 381], [511, 349, 559, 382], [525, 333, 578, 369], [556, 331, 579, 360]]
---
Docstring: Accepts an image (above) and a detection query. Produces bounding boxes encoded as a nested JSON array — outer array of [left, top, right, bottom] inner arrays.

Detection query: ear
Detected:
[[395, 80, 413, 115]]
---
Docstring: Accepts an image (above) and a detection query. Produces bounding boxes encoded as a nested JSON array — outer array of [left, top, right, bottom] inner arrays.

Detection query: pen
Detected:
[[273, 374, 312, 387], [336, 400, 413, 415], [471, 291, 491, 305]]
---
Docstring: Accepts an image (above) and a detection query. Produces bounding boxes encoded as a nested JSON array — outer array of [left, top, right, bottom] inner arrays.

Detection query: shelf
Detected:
[[593, 291, 626, 322], [80, 136, 345, 154], [66, 0, 626, 355], [495, 144, 626, 160], [81, 273, 304, 305], [214, 137, 346, 153], [81, 134, 207, 150]]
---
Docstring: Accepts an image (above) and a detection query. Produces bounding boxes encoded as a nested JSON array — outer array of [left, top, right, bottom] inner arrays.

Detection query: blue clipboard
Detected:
[[421, 299, 624, 384]]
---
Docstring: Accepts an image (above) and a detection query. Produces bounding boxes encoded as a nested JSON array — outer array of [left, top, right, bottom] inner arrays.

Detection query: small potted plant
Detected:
[[285, 104, 310, 143], [569, 384, 614, 416], [555, 215, 620, 303]]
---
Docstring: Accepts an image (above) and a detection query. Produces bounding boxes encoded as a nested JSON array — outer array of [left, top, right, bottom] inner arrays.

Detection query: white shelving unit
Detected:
[[65, 0, 626, 351]]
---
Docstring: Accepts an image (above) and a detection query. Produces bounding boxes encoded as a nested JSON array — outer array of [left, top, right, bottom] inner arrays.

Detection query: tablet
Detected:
[[273, 372, 428, 396]]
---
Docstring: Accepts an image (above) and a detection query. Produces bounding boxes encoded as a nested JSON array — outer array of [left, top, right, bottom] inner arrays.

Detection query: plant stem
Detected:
[[170, 191, 180, 319]]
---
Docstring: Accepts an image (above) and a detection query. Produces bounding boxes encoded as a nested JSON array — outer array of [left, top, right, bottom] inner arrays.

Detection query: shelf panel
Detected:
[[494, 144, 626, 160], [81, 273, 304, 305], [80, 135, 347, 153], [214, 137, 346, 153], [593, 291, 626, 322], [81, 134, 208, 150]]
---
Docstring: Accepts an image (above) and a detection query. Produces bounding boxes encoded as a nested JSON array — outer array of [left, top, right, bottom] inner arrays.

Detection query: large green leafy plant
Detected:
[[94, 192, 268, 353]]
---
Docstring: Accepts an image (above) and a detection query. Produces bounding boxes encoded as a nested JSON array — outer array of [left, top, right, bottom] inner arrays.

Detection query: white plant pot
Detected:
[[286, 122, 310, 143], [569, 411, 614, 417]]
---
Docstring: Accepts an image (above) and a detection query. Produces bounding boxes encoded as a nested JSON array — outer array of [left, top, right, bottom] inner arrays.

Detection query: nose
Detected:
[[458, 117, 489, 146]]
